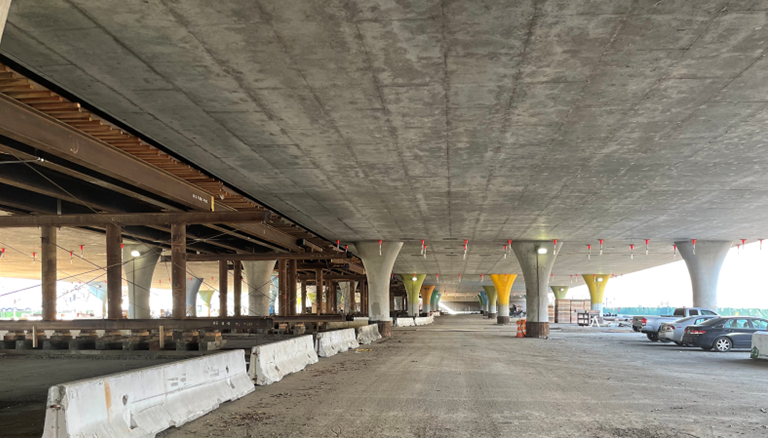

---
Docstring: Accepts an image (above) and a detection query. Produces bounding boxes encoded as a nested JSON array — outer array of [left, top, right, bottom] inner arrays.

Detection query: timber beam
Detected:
[[0, 211, 272, 227], [186, 252, 351, 262]]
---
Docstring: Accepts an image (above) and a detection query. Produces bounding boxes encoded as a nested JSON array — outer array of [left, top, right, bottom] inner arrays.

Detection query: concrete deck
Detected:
[[158, 315, 767, 438]]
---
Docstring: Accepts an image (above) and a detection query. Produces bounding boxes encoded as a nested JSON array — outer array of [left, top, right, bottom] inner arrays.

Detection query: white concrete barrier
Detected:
[[356, 324, 382, 345], [395, 317, 415, 327], [42, 350, 254, 438], [315, 328, 359, 357], [249, 335, 318, 385], [414, 317, 429, 326], [752, 332, 768, 360]]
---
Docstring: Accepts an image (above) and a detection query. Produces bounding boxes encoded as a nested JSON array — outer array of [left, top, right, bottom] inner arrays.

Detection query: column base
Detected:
[[497, 316, 510, 325], [373, 320, 393, 338], [525, 321, 549, 338], [488, 312, 497, 319]]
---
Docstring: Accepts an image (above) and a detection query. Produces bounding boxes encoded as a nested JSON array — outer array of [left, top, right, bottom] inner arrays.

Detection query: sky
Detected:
[[565, 241, 768, 309]]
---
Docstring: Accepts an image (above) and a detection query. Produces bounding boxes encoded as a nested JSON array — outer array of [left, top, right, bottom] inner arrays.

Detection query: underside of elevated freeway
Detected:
[[1, 1, 767, 437]]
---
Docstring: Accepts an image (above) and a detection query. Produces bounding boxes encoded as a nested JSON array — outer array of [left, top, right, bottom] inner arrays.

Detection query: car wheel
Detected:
[[674, 341, 684, 346], [713, 337, 732, 353], [659, 337, 672, 343], [647, 332, 659, 342], [633, 327, 640, 332]]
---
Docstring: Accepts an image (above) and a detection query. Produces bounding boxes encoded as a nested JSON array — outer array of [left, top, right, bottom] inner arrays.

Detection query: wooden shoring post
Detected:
[[288, 259, 298, 316], [171, 223, 186, 319], [316, 269, 324, 314], [233, 261, 242, 317], [300, 280, 307, 314], [218, 259, 228, 317], [277, 259, 288, 316], [361, 280, 368, 316], [41, 226, 57, 321], [106, 223, 123, 319]]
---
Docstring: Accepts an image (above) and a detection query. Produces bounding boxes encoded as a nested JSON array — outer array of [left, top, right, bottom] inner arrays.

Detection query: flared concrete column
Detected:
[[491, 274, 517, 325], [420, 285, 435, 314], [582, 275, 610, 314], [429, 291, 439, 313], [199, 289, 214, 317], [489, 275, 517, 324], [355, 241, 403, 337], [400, 274, 426, 316], [482, 285, 498, 319], [123, 244, 161, 319], [511, 240, 562, 337], [480, 290, 488, 314], [676, 240, 732, 310], [185, 277, 203, 317], [550, 285, 569, 300], [339, 281, 358, 315], [243, 260, 276, 316], [435, 293, 442, 311], [0, 1, 11, 46]]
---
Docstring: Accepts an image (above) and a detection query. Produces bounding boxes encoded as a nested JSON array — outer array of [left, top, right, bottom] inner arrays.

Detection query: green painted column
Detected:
[[550, 285, 569, 300], [400, 274, 426, 316], [482, 285, 498, 319]]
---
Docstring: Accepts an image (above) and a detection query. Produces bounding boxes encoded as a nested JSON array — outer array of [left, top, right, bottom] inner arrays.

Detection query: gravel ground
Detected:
[[159, 315, 768, 438], [4, 315, 767, 438]]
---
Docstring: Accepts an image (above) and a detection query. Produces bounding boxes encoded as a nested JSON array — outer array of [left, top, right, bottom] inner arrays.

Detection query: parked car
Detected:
[[633, 307, 718, 341], [682, 316, 768, 352], [658, 315, 718, 345]]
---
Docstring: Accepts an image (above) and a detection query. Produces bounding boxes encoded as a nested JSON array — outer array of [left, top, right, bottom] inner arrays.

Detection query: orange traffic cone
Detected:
[[516, 319, 524, 338]]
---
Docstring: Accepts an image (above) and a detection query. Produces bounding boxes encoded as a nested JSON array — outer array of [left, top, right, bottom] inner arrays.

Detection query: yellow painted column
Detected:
[[482, 285, 498, 318], [420, 285, 436, 313], [490, 274, 517, 324], [582, 274, 611, 313], [400, 274, 426, 317]]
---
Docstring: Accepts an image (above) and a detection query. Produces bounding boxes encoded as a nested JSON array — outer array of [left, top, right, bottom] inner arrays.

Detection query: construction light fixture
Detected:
[[537, 247, 547, 254], [597, 277, 604, 282], [130, 250, 141, 257], [412, 274, 417, 281]]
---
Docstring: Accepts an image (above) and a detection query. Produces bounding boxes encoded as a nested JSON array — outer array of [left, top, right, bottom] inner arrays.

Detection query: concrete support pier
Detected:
[[511, 241, 561, 337], [550, 286, 569, 300], [676, 240, 732, 310], [185, 277, 203, 316], [400, 274, 426, 317], [480, 290, 488, 315], [482, 285, 498, 319], [243, 260, 276, 316], [489, 276, 516, 324], [355, 241, 403, 337], [123, 243, 161, 319], [420, 285, 435, 314], [582, 275, 610, 314]]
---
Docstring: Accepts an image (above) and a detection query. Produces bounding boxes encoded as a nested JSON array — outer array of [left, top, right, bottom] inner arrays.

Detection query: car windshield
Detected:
[[698, 318, 724, 326]]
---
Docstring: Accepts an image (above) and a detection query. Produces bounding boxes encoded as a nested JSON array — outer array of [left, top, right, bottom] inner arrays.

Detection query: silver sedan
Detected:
[[658, 315, 718, 345]]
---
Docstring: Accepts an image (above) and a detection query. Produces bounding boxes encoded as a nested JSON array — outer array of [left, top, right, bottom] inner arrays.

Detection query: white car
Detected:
[[658, 315, 718, 345]]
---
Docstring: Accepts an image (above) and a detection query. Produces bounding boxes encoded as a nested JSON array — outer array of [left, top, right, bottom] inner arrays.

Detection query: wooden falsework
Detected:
[[171, 224, 186, 319], [186, 253, 350, 262], [316, 269, 324, 315], [288, 260, 298, 316], [219, 259, 228, 317], [106, 223, 123, 319], [300, 280, 307, 314], [233, 262, 242, 317], [41, 226, 57, 321], [0, 211, 266, 227], [277, 260, 288, 316]]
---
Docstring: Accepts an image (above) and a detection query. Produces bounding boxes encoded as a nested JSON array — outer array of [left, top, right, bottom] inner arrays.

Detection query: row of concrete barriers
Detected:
[[393, 315, 436, 327], [42, 323, 383, 438]]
